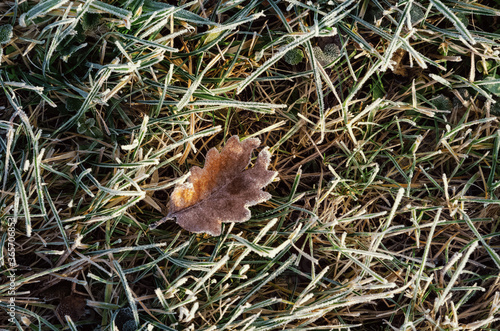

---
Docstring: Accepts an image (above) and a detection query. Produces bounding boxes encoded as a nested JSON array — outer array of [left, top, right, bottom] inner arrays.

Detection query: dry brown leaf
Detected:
[[391, 48, 407, 76], [151, 135, 277, 236]]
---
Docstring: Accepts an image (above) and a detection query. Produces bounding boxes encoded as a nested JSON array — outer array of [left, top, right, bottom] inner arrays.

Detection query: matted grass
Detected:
[[1, 0, 500, 330]]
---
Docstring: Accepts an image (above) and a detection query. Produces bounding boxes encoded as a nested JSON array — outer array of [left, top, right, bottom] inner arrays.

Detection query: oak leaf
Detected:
[[152, 136, 277, 236]]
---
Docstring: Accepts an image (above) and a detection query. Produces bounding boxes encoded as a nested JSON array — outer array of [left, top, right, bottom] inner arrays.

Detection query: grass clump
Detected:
[[1, 0, 500, 330], [0, 24, 12, 44], [284, 48, 304, 65]]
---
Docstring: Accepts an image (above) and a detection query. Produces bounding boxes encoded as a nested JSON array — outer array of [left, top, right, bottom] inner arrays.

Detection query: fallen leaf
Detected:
[[152, 136, 277, 236]]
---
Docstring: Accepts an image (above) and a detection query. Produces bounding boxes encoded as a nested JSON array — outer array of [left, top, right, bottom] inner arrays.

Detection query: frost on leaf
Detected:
[[152, 136, 277, 236]]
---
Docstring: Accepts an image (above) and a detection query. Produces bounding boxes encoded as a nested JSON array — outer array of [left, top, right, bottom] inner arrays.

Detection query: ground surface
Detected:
[[1, 0, 500, 330]]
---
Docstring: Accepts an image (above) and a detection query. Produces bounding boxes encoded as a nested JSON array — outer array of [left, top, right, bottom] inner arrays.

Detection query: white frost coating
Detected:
[[4, 82, 44, 92], [188, 302, 199, 322], [239, 264, 250, 276], [74, 233, 84, 248], [23, 159, 30, 172], [20, 0, 70, 27], [19, 14, 27, 27], [178, 306, 189, 322], [178, 301, 199, 323], [237, 223, 302, 258], [255, 219, 278, 242], [429, 73, 452, 88], [192, 255, 230, 293], [254, 50, 264, 62], [121, 139, 139, 151], [295, 293, 314, 307], [434, 241, 479, 312]]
